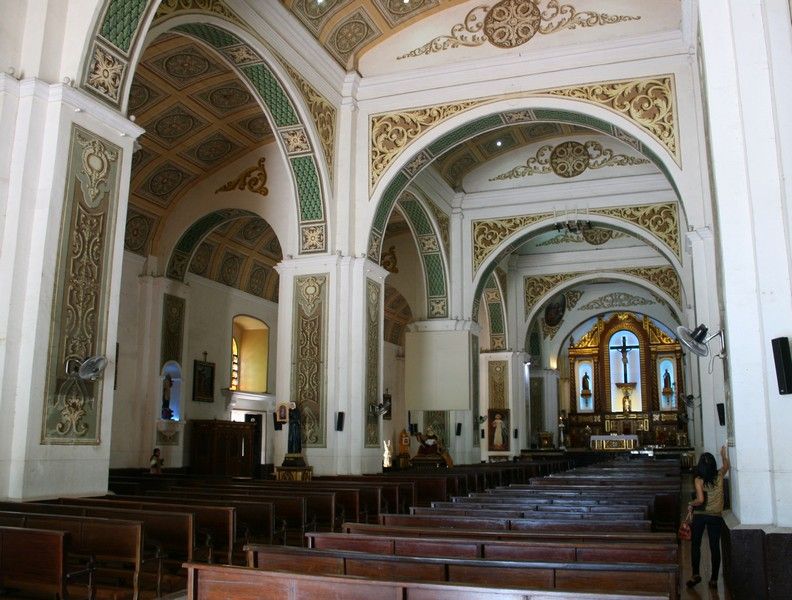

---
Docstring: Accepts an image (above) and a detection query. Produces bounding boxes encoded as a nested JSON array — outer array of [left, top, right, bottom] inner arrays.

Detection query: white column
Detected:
[[449, 204, 465, 319], [699, 0, 792, 525], [0, 77, 142, 499], [275, 255, 387, 475], [683, 228, 727, 453]]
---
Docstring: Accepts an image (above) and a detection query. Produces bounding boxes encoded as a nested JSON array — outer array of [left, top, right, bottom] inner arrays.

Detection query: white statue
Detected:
[[383, 439, 393, 468]]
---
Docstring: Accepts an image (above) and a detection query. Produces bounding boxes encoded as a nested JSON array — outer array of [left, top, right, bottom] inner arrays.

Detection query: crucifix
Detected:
[[610, 335, 640, 383]]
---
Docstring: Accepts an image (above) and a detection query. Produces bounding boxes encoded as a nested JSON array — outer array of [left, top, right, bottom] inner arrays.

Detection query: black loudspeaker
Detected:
[[716, 403, 726, 426], [771, 337, 792, 395], [480, 429, 485, 439], [513, 428, 519, 439], [409, 423, 418, 435], [455, 423, 462, 436], [335, 412, 345, 431], [273, 413, 282, 431]]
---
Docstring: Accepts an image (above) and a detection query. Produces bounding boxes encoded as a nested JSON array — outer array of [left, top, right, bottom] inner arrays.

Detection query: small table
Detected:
[[274, 465, 313, 481], [590, 434, 640, 450]]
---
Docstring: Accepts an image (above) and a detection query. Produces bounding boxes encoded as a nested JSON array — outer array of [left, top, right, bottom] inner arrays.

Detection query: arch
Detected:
[[166, 208, 257, 280], [367, 98, 686, 262], [81, 2, 330, 255], [397, 191, 449, 319], [524, 271, 683, 332]]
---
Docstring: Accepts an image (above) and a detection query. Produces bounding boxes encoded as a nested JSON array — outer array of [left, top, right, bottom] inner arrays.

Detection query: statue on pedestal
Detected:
[[283, 401, 306, 467]]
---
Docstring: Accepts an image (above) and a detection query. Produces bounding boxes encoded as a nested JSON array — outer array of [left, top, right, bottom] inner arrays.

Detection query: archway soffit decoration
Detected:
[[397, 191, 449, 319], [368, 75, 679, 196], [82, 0, 332, 255], [482, 273, 508, 351]]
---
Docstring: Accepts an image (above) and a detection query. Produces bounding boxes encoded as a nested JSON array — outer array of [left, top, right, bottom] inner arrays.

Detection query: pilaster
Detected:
[[0, 77, 142, 499]]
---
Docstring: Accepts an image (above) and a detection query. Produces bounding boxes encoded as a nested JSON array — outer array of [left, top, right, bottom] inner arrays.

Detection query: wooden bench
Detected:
[[410, 506, 647, 520], [54, 496, 235, 565], [305, 532, 678, 565], [0, 511, 144, 600], [146, 489, 307, 546], [0, 526, 77, 600], [184, 562, 669, 600], [342, 522, 676, 544], [379, 513, 652, 532], [243, 544, 679, 599]]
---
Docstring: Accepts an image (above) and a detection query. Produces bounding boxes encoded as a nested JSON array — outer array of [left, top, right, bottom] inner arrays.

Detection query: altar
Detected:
[[590, 434, 640, 450]]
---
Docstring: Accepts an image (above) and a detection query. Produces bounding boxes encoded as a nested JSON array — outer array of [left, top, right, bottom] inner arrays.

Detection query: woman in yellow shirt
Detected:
[[686, 445, 730, 588]]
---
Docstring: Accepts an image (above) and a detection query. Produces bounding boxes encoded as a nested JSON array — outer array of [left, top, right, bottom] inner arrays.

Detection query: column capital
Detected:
[[408, 318, 479, 335]]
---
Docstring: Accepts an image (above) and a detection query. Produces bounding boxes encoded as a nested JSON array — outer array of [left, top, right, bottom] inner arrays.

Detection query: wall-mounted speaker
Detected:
[[513, 428, 518, 439], [409, 423, 418, 435], [716, 403, 726, 426], [455, 423, 462, 436], [771, 337, 792, 395], [335, 412, 345, 431], [273, 412, 283, 431], [480, 429, 485, 439]]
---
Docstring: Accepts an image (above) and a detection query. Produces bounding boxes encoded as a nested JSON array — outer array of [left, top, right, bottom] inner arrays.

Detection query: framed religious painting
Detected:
[[488, 408, 510, 452], [192, 360, 215, 402]]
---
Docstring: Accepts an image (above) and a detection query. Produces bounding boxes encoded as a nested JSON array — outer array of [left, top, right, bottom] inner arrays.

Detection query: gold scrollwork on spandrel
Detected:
[[216, 158, 268, 197], [523, 272, 582, 317], [370, 100, 485, 190], [592, 203, 679, 258], [547, 77, 678, 162], [472, 213, 550, 271], [622, 266, 681, 306], [154, 0, 245, 27]]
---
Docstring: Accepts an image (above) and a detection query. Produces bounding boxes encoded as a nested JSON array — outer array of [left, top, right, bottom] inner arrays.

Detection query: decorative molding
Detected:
[[563, 290, 583, 310], [279, 60, 337, 180], [472, 335, 480, 446], [425, 198, 451, 255], [488, 361, 508, 409], [473, 202, 678, 275], [154, 0, 246, 28], [161, 294, 186, 367], [424, 410, 449, 449], [292, 274, 328, 447], [621, 266, 681, 306], [370, 99, 485, 190], [524, 273, 580, 319], [541, 318, 561, 340], [490, 140, 649, 181], [579, 292, 655, 311], [472, 213, 551, 271], [547, 77, 678, 162], [365, 279, 381, 448], [368, 75, 678, 194], [591, 203, 680, 258], [43, 125, 121, 444], [398, 0, 640, 59], [216, 157, 269, 196], [381, 245, 399, 273]]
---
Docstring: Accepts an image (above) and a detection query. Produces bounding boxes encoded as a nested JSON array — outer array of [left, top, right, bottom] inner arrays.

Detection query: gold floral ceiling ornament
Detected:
[[472, 212, 552, 271], [398, 0, 640, 59], [524, 272, 581, 318], [154, 0, 245, 27], [591, 203, 680, 258], [216, 157, 269, 197], [490, 140, 650, 181]]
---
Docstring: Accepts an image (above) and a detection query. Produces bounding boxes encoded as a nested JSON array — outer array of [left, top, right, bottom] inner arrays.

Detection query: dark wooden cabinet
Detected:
[[189, 420, 254, 477]]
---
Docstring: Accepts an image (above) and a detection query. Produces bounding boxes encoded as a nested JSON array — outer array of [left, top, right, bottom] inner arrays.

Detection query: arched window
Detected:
[[230, 338, 240, 391], [608, 329, 642, 412], [231, 315, 269, 392]]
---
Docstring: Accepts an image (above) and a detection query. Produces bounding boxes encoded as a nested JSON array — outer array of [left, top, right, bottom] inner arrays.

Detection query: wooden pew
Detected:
[[0, 526, 75, 600], [146, 489, 308, 545], [0, 511, 144, 600], [342, 522, 676, 545], [54, 496, 235, 564], [243, 544, 679, 599], [379, 513, 652, 532], [305, 531, 678, 565], [410, 506, 647, 520]]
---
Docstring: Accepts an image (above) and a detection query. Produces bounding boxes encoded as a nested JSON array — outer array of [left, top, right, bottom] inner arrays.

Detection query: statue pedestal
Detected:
[[282, 453, 306, 467], [275, 465, 313, 481]]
